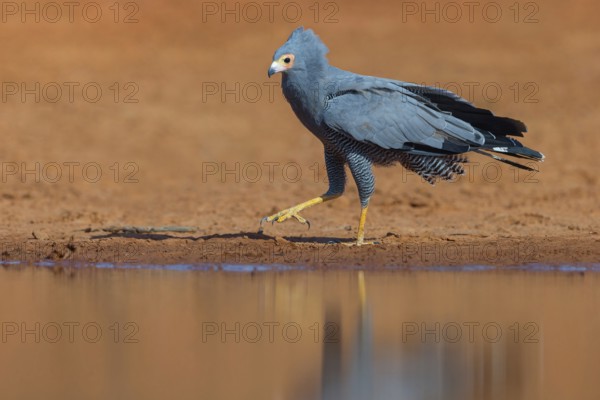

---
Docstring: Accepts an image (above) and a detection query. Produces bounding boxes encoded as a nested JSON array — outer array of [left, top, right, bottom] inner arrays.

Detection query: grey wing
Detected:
[[321, 77, 485, 154]]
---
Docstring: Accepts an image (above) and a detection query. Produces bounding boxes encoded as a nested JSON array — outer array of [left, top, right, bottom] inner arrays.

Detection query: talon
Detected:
[[258, 217, 269, 233], [259, 209, 311, 229], [290, 213, 307, 225], [259, 196, 329, 233]]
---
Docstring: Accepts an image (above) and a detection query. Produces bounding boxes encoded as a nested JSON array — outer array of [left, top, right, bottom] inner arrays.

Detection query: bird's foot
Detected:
[[259, 207, 311, 232], [342, 239, 381, 247]]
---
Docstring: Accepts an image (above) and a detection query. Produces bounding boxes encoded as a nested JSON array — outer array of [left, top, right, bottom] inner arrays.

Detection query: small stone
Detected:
[[32, 230, 50, 240]]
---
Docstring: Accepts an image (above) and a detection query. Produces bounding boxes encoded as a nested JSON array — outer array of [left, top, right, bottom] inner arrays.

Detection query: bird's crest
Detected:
[[284, 27, 329, 59]]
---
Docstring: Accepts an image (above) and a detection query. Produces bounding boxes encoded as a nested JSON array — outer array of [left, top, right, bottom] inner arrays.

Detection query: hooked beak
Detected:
[[268, 61, 286, 78]]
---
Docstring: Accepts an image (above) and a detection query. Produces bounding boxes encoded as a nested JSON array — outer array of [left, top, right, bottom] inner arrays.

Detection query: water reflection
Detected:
[[0, 266, 597, 399], [317, 271, 541, 400]]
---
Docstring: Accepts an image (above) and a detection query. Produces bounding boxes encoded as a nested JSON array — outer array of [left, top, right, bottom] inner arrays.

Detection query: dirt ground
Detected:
[[0, 0, 598, 267]]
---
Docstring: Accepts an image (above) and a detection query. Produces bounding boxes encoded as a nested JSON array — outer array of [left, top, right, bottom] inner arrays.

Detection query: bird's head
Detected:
[[268, 53, 296, 78], [268, 27, 329, 78]]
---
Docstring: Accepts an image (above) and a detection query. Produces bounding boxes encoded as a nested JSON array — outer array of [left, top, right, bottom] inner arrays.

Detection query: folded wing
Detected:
[[321, 77, 486, 155]]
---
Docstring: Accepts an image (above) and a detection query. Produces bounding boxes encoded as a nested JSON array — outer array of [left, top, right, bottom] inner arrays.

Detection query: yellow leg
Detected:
[[259, 194, 340, 232], [343, 205, 379, 246], [356, 206, 368, 245]]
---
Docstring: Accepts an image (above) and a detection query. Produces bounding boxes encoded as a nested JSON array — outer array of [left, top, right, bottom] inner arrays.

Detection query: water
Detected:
[[0, 264, 598, 399]]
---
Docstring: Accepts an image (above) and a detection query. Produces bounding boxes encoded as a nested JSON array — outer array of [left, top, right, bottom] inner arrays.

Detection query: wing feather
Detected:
[[321, 76, 485, 152]]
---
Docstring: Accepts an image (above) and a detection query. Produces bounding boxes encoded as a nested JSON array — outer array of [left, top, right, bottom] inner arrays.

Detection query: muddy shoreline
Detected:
[[2, 234, 598, 268]]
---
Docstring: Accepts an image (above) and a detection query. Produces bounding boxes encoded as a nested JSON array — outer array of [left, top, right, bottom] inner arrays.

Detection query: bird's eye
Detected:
[[283, 57, 291, 64]]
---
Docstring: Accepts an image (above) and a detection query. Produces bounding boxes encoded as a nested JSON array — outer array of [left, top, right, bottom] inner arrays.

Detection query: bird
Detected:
[[259, 27, 544, 246]]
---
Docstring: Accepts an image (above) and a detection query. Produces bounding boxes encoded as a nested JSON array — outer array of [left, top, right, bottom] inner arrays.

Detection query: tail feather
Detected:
[[472, 149, 540, 171], [487, 144, 544, 161], [478, 129, 545, 162]]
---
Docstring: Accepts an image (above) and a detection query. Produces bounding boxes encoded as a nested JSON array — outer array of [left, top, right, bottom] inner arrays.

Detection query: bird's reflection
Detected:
[[312, 272, 539, 400], [321, 271, 373, 399]]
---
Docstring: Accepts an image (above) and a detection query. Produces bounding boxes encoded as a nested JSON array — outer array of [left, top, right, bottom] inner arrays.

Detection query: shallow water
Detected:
[[0, 264, 598, 399]]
